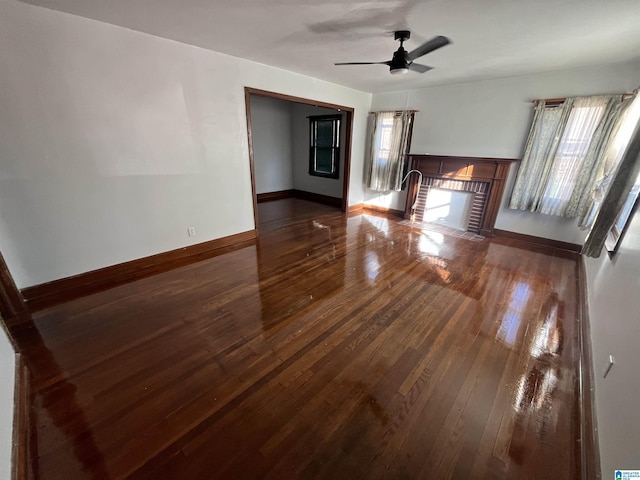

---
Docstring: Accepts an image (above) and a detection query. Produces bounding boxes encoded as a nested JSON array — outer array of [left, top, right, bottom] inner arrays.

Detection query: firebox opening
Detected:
[[423, 188, 475, 231]]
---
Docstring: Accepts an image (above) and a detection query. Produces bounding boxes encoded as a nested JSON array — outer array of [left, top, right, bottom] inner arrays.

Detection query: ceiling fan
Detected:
[[335, 30, 451, 75]]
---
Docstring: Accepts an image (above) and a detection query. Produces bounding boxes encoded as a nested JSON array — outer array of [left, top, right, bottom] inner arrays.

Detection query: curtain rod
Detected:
[[369, 110, 419, 114], [532, 92, 635, 105]]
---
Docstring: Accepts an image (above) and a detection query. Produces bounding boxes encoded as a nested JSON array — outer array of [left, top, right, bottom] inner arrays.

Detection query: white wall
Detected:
[[370, 60, 640, 243], [585, 210, 640, 478], [0, 0, 372, 288], [291, 104, 345, 199], [0, 326, 15, 480], [250, 96, 293, 195]]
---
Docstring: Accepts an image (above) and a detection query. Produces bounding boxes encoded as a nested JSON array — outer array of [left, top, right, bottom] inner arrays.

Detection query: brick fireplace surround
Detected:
[[404, 155, 519, 236]]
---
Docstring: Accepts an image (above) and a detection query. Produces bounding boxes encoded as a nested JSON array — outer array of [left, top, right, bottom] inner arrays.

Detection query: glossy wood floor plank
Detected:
[[11, 198, 581, 479]]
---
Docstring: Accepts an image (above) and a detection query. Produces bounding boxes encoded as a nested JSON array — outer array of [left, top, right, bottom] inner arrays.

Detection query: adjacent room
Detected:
[[1, 0, 640, 478], [248, 91, 351, 216]]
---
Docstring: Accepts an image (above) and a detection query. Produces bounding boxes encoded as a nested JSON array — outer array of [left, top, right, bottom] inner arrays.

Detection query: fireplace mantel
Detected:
[[405, 154, 519, 236]]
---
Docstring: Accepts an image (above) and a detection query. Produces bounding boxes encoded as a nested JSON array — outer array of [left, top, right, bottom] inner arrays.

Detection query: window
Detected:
[[367, 110, 415, 192], [539, 104, 605, 213], [605, 173, 640, 254], [510, 95, 626, 218], [309, 115, 341, 179], [374, 115, 394, 167], [581, 91, 640, 258], [603, 94, 640, 253]]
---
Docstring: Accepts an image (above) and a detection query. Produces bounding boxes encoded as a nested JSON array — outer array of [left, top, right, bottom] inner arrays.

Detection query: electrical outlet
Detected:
[[187, 227, 196, 237]]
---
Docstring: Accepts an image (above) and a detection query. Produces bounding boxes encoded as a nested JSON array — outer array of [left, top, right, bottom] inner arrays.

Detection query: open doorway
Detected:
[[244, 88, 354, 230]]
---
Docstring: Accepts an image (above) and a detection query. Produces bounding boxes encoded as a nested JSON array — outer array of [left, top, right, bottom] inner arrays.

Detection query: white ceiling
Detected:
[[20, 0, 640, 93]]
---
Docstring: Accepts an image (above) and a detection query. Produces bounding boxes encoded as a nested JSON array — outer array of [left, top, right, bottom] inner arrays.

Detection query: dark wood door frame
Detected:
[[0, 249, 26, 319], [244, 87, 354, 230]]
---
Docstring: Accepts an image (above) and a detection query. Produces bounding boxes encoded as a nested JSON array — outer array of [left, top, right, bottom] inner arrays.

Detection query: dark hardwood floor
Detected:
[[11, 198, 581, 479]]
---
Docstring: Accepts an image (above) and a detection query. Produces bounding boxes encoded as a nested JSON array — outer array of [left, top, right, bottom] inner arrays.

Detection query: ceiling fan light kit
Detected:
[[335, 30, 451, 76]]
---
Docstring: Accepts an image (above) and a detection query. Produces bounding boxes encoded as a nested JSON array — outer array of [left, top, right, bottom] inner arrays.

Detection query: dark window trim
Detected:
[[309, 114, 341, 179], [605, 182, 640, 257]]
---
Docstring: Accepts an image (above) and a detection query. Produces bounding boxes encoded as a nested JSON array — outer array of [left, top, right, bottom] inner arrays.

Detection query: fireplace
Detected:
[[423, 188, 475, 231], [417, 178, 489, 233], [405, 155, 518, 236]]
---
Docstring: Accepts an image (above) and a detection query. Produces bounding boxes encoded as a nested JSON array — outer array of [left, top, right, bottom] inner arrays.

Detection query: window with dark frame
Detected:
[[605, 172, 640, 255], [602, 93, 640, 256], [309, 114, 341, 179]]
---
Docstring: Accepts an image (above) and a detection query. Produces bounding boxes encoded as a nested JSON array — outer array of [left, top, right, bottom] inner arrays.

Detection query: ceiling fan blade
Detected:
[[408, 63, 432, 73], [407, 35, 451, 62], [334, 61, 390, 65]]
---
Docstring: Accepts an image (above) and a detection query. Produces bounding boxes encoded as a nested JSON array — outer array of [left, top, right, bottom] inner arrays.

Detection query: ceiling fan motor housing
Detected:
[[390, 48, 409, 73], [390, 31, 411, 73]]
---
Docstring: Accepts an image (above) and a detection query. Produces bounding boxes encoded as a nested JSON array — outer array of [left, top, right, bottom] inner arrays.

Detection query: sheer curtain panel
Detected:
[[578, 96, 635, 229], [508, 100, 573, 212], [563, 96, 624, 217], [367, 111, 414, 192], [583, 93, 640, 257], [509, 95, 623, 217]]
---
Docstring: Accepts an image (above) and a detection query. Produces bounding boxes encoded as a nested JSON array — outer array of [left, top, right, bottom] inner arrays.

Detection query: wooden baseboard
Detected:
[[577, 258, 601, 480], [493, 229, 582, 253], [12, 354, 28, 480], [292, 190, 342, 208], [256, 189, 342, 208], [21, 230, 257, 311], [362, 204, 405, 218], [344, 203, 403, 218], [257, 190, 294, 203]]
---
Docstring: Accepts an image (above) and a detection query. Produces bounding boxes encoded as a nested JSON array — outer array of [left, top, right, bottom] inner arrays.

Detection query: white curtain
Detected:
[[583, 92, 640, 257], [366, 111, 414, 191], [578, 95, 636, 229], [509, 95, 623, 217], [509, 100, 573, 212]]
